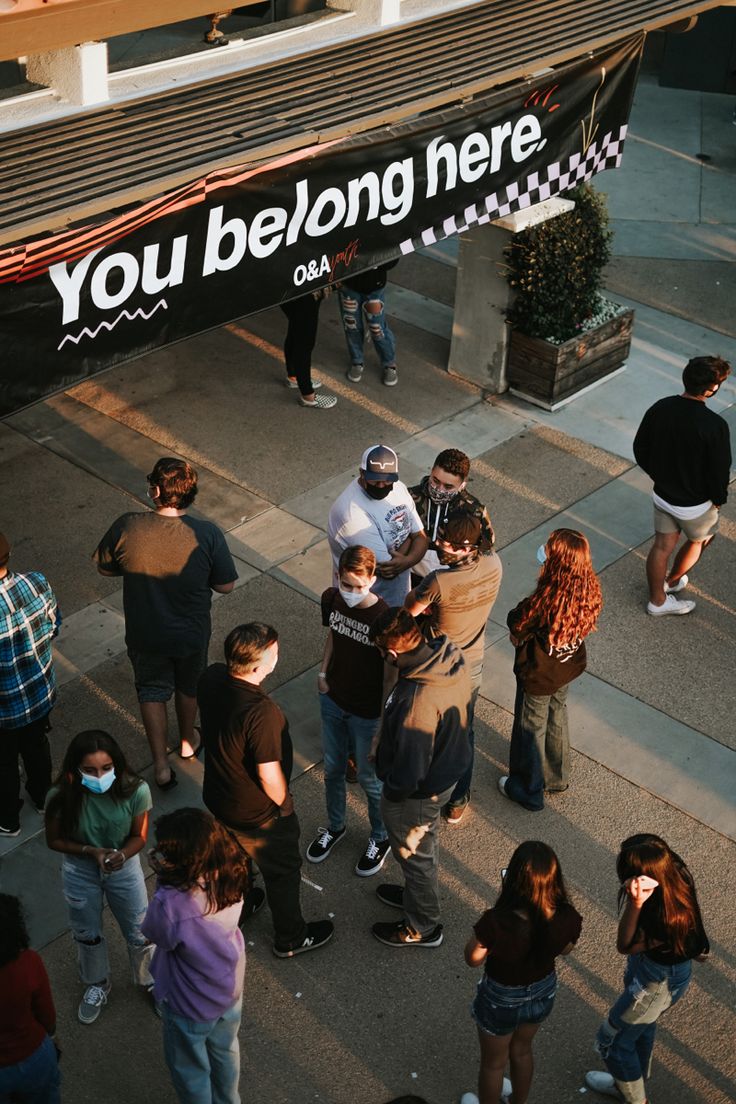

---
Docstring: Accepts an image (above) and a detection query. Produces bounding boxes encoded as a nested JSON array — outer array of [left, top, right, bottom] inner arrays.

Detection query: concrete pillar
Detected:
[[447, 222, 512, 393], [447, 198, 576, 394], [26, 41, 109, 106], [326, 0, 400, 26]]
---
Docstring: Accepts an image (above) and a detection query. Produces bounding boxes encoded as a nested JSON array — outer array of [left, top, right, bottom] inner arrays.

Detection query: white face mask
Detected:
[[536, 544, 547, 564], [339, 587, 370, 608]]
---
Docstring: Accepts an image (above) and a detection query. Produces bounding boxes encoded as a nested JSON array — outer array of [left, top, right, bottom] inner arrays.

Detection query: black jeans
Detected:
[[226, 812, 307, 950], [280, 294, 322, 396], [0, 712, 52, 829]]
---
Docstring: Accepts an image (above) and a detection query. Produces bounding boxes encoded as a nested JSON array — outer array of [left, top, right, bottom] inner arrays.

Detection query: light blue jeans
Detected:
[[61, 853, 153, 987], [0, 1034, 60, 1104], [162, 997, 242, 1104], [595, 953, 692, 1103], [338, 285, 396, 368], [320, 693, 386, 841]]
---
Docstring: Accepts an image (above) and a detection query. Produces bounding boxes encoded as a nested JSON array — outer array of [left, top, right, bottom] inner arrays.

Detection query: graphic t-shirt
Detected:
[[46, 780, 152, 849], [507, 601, 587, 695], [327, 479, 423, 604], [198, 664, 294, 829], [474, 903, 582, 985], [93, 512, 238, 655], [320, 588, 388, 719], [414, 553, 502, 670]]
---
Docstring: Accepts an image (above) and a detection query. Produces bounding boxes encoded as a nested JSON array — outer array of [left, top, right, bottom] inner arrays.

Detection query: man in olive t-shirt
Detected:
[[405, 512, 502, 824], [93, 458, 237, 789]]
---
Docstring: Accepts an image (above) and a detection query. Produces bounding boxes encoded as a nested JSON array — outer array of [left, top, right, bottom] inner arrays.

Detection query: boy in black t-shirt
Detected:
[[307, 546, 393, 877]]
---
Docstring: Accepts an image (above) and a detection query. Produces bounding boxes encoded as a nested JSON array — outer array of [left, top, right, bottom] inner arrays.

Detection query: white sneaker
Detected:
[[286, 377, 321, 390], [299, 393, 337, 409], [585, 1071, 622, 1098], [664, 573, 688, 593], [460, 1095, 479, 1104], [647, 593, 695, 616], [502, 1076, 512, 1100], [497, 775, 510, 798]]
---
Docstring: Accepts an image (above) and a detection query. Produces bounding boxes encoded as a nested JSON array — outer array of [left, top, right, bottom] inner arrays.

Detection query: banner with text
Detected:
[[0, 34, 643, 415]]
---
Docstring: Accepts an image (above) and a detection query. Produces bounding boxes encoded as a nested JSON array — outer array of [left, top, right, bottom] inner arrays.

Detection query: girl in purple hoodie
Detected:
[[142, 808, 249, 1104]]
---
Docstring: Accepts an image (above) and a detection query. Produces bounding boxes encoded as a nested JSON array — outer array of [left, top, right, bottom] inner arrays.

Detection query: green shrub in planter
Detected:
[[504, 184, 613, 344]]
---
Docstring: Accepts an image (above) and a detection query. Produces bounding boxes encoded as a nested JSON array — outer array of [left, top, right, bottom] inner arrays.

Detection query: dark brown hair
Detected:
[[152, 808, 249, 914], [225, 622, 278, 675], [616, 835, 707, 958], [495, 840, 573, 948], [0, 894, 30, 968], [433, 448, 470, 482], [148, 457, 198, 509], [338, 545, 377, 577], [369, 607, 423, 652], [682, 356, 730, 396], [46, 730, 143, 838]]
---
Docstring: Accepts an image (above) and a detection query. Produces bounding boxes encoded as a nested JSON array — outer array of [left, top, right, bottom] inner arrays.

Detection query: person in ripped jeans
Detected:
[[586, 834, 710, 1104], [338, 260, 399, 387]]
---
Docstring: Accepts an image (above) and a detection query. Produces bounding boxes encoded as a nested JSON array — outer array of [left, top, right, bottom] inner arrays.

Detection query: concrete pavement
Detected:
[[1, 68, 735, 1104]]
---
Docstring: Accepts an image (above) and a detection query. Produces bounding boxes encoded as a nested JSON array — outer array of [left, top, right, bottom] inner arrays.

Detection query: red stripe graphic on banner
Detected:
[[0, 139, 341, 285]]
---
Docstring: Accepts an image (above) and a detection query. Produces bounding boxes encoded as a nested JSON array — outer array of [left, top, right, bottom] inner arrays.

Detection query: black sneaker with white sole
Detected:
[[306, 826, 345, 863], [372, 920, 443, 947], [355, 837, 391, 877], [375, 883, 404, 909], [273, 919, 334, 958]]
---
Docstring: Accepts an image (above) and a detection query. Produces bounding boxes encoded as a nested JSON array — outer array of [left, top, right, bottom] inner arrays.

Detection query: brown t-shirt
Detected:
[[474, 903, 582, 985], [415, 553, 502, 668], [320, 588, 388, 719]]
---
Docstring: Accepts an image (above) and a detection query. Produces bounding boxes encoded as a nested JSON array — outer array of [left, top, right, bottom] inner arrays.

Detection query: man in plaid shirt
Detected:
[[0, 532, 60, 836]]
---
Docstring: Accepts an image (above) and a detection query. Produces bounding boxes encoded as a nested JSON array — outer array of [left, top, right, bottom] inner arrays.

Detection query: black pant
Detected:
[[0, 713, 52, 829], [226, 812, 307, 950], [280, 294, 322, 396]]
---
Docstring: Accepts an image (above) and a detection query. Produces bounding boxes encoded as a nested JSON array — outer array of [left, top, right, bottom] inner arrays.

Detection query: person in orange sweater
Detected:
[[0, 894, 60, 1103]]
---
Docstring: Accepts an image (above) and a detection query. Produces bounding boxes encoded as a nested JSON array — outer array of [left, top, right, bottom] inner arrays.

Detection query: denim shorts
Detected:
[[471, 970, 557, 1036]]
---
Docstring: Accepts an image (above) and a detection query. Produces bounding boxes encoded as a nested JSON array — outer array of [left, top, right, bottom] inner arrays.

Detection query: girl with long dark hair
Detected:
[[499, 528, 603, 811], [461, 841, 582, 1104], [585, 834, 709, 1103], [0, 894, 60, 1103], [45, 730, 153, 1025], [142, 807, 249, 1104]]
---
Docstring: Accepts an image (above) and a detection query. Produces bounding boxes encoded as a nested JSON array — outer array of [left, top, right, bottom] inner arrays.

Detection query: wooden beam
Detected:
[[0, 1, 265, 63]]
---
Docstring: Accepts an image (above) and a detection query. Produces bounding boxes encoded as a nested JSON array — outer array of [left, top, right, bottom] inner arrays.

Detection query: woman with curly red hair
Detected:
[[498, 529, 603, 811]]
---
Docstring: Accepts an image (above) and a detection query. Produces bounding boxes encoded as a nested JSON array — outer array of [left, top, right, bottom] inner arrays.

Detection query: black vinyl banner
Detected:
[[0, 34, 643, 415]]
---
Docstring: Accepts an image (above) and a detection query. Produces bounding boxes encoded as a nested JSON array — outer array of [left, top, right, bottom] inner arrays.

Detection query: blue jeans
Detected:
[[447, 665, 482, 807], [0, 1035, 60, 1104], [320, 693, 386, 840], [506, 681, 571, 811], [162, 997, 242, 1104], [61, 853, 153, 986], [595, 954, 692, 1102], [471, 970, 557, 1036], [338, 286, 396, 368]]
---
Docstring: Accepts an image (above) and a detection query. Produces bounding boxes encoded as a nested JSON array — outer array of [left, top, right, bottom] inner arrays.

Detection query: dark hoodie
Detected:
[[409, 476, 495, 552], [376, 635, 472, 801]]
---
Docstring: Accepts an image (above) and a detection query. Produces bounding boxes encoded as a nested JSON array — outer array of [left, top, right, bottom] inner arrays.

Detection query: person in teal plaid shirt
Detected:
[[0, 532, 60, 836]]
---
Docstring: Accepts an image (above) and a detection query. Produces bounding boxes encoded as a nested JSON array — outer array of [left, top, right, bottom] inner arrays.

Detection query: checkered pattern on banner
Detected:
[[401, 125, 627, 254]]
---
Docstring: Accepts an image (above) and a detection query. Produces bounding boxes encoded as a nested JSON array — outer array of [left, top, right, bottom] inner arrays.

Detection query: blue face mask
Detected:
[[79, 768, 116, 794]]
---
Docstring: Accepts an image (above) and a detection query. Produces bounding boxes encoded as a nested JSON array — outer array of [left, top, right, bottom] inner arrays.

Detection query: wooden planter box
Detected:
[[507, 308, 635, 410]]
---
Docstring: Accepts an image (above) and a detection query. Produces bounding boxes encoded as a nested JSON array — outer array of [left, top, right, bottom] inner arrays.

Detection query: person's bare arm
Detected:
[[317, 633, 333, 695], [376, 531, 429, 578], [212, 581, 235, 594], [464, 935, 488, 968], [404, 587, 432, 617], [256, 761, 294, 815]]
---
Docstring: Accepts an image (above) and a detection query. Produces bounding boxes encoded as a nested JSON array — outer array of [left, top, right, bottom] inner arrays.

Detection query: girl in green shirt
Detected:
[[45, 730, 153, 1026]]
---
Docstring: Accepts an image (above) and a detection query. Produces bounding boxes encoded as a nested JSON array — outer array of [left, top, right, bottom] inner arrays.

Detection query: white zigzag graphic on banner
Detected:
[[57, 298, 168, 350]]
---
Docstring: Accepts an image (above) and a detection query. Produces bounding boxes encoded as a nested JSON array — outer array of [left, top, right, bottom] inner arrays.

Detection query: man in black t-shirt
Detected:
[[633, 356, 731, 616], [198, 623, 334, 958], [94, 458, 237, 789]]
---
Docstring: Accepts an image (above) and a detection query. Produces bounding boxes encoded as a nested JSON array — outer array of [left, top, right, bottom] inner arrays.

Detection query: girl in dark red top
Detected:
[[0, 894, 60, 1103], [462, 841, 582, 1104], [499, 528, 603, 811], [585, 834, 709, 1104]]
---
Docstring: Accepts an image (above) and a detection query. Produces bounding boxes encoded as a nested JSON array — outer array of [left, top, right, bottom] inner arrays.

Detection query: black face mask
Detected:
[[363, 482, 392, 501]]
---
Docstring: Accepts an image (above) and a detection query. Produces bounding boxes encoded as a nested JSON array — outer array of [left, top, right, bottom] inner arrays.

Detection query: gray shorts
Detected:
[[652, 502, 719, 542], [127, 647, 208, 703]]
